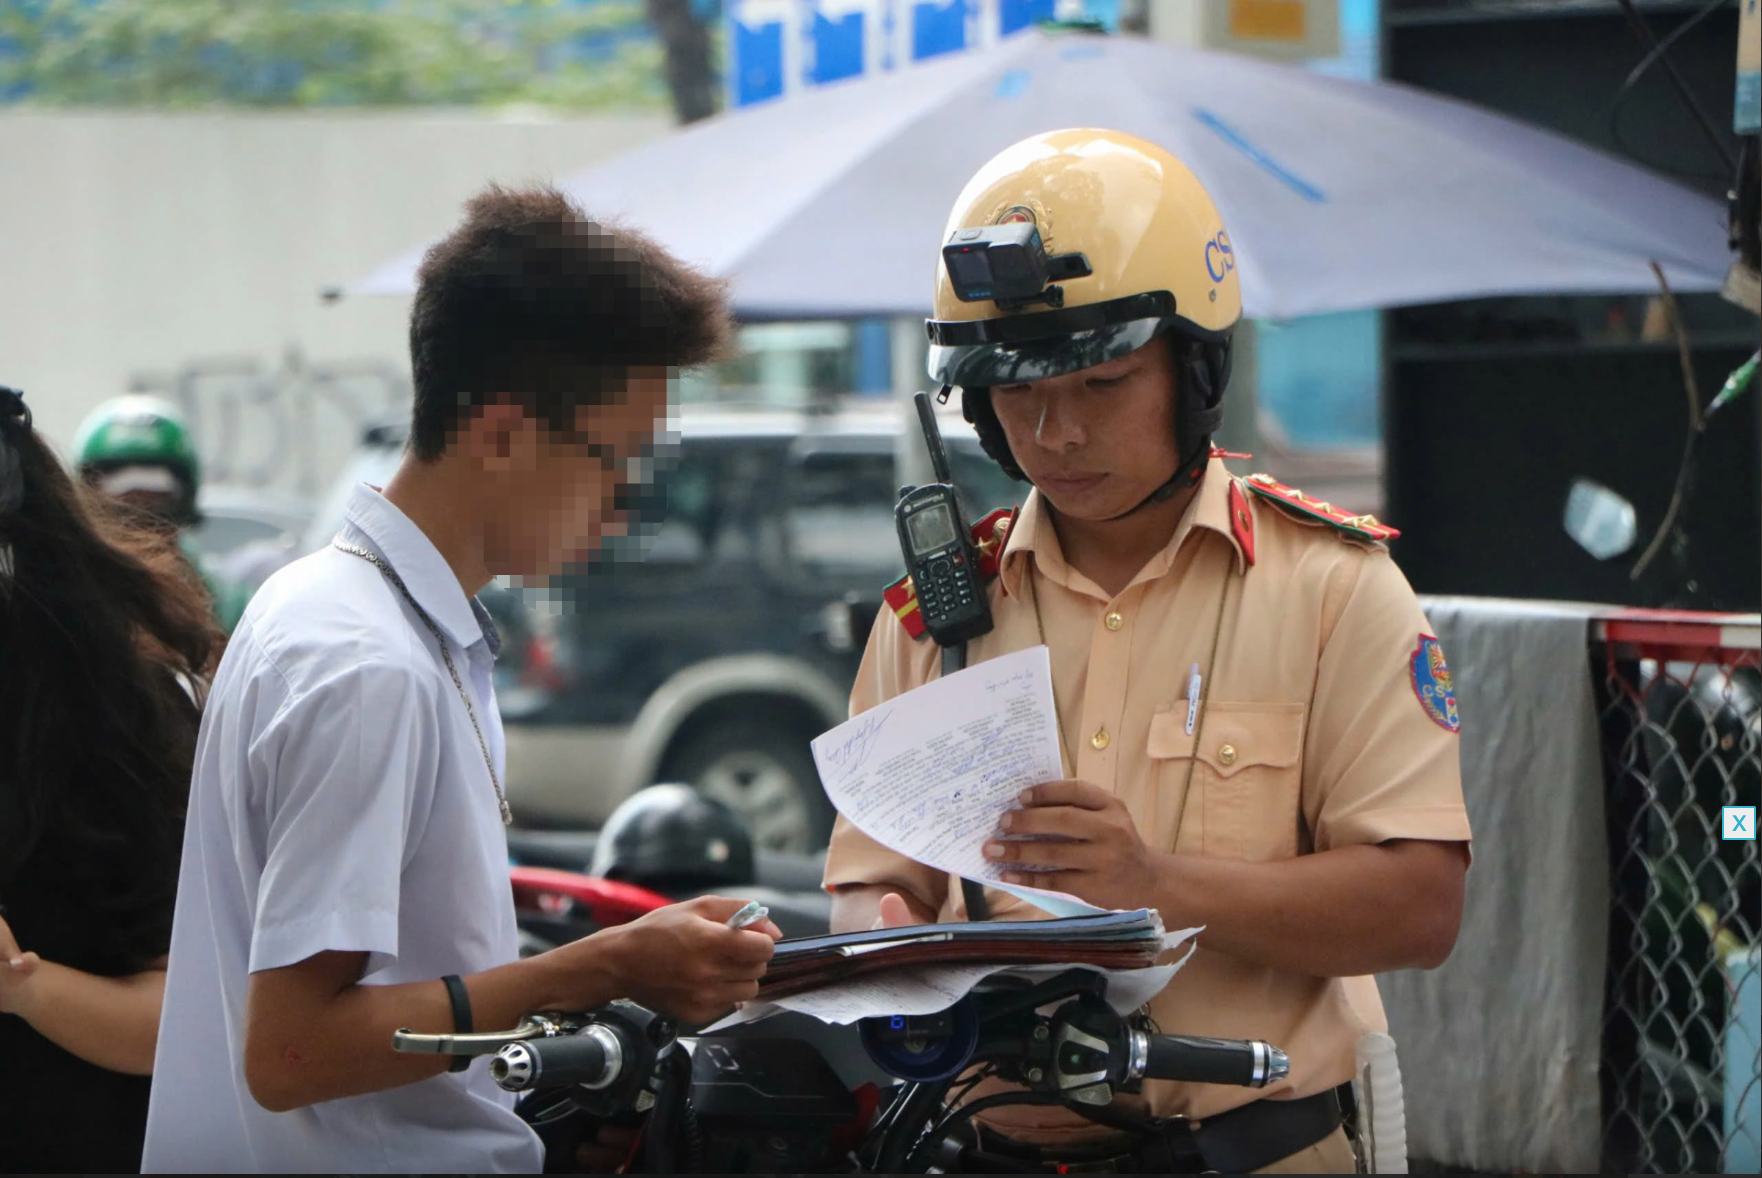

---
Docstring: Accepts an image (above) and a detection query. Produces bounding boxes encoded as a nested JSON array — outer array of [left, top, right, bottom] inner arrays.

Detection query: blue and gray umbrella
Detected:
[[351, 28, 1730, 319]]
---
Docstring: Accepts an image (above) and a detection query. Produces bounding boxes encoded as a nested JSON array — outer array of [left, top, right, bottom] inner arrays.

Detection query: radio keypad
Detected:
[[915, 546, 978, 620]]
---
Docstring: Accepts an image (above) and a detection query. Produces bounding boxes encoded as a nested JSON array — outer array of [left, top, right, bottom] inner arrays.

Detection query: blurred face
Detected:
[[988, 338, 1181, 521], [472, 369, 672, 579], [112, 489, 184, 528], [86, 465, 189, 531]]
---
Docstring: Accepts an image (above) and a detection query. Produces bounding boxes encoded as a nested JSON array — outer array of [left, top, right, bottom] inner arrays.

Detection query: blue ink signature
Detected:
[[820, 711, 891, 783], [984, 669, 1037, 694]]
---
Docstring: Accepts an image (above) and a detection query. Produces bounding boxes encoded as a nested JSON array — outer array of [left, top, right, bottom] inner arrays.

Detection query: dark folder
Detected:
[[758, 909, 1166, 1000]]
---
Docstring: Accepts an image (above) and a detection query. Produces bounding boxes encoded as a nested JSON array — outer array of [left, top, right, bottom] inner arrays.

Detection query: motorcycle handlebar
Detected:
[[491, 1024, 623, 1093], [1140, 1032, 1289, 1089]]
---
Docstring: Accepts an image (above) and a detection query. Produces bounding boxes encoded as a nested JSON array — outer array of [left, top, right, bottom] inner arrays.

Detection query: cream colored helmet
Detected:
[[927, 128, 1240, 490]]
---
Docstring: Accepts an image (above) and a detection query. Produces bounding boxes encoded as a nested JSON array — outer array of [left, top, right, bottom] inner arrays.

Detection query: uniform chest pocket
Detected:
[[1146, 701, 1306, 862]]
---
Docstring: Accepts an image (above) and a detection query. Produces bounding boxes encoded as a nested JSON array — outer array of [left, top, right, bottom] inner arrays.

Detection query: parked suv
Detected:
[[306, 401, 1021, 853]]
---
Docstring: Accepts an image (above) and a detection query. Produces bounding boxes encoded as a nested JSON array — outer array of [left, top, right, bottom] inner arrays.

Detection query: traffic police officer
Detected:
[[823, 130, 1473, 1173], [73, 395, 251, 632]]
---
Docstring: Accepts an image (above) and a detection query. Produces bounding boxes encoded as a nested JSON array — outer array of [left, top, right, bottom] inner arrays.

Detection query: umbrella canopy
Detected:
[[350, 29, 1730, 320]]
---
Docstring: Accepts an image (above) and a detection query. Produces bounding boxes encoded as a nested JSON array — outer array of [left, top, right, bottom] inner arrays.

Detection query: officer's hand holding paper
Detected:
[[811, 644, 1100, 919], [703, 645, 1200, 1033]]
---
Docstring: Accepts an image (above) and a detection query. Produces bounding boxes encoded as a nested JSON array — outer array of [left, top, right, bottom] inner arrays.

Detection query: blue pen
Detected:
[[1185, 663, 1202, 735]]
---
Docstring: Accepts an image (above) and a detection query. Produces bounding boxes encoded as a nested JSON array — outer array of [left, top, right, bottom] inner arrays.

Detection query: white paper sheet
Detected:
[[810, 645, 1103, 918], [705, 928, 1203, 1033]]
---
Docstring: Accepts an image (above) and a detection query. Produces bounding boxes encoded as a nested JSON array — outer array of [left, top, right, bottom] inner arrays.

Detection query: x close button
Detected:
[[1724, 807, 1757, 840]]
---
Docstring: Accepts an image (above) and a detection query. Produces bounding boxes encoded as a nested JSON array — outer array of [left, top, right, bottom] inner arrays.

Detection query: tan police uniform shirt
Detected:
[[822, 456, 1472, 1143]]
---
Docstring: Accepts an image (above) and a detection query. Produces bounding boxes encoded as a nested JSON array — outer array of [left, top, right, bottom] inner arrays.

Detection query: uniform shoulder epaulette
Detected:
[[1240, 472, 1400, 545], [882, 505, 1019, 640]]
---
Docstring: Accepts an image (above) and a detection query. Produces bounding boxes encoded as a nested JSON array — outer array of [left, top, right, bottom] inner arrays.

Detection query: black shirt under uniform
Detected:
[[0, 825, 175, 1174]]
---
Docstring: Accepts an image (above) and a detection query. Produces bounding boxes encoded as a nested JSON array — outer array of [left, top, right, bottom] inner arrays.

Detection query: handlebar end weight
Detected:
[[859, 998, 980, 1083]]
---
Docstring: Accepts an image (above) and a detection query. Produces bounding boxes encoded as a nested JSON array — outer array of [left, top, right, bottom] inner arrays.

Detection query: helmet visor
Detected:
[[925, 291, 1177, 388], [929, 317, 1165, 388]]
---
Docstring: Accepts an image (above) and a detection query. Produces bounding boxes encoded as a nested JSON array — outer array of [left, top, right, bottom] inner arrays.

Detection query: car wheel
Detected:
[[662, 720, 833, 854]]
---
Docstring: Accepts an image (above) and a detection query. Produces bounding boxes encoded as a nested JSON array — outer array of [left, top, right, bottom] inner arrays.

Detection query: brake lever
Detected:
[[392, 1012, 587, 1058]]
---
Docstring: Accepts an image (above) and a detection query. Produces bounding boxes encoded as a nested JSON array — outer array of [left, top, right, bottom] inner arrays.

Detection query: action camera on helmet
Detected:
[[942, 223, 1093, 311]]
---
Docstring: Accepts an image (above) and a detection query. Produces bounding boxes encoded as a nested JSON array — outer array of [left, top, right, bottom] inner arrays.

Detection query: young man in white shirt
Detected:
[[143, 186, 775, 1173]]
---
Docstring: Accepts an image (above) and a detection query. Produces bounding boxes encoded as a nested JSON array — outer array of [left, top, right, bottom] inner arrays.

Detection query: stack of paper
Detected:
[[810, 645, 1108, 920], [739, 644, 1199, 1029], [708, 926, 1200, 1031], [760, 910, 1167, 1001]]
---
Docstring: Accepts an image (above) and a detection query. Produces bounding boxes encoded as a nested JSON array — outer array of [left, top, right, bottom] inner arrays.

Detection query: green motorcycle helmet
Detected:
[[72, 395, 202, 526]]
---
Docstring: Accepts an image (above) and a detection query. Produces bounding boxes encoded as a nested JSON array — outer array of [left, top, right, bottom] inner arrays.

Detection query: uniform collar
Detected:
[[340, 483, 491, 653], [997, 457, 1250, 598]]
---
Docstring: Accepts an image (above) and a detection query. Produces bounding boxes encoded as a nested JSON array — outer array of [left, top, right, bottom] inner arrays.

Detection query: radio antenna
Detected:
[[913, 391, 954, 485]]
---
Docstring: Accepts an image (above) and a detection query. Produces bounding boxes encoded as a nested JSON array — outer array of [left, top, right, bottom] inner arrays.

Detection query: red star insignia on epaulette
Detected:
[[1242, 473, 1400, 543], [971, 506, 1019, 584]]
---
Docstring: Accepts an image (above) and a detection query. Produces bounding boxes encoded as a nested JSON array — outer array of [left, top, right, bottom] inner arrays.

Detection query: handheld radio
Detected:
[[895, 392, 994, 648]]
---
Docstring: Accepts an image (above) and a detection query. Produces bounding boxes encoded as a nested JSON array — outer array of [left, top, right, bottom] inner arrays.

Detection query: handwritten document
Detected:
[[812, 645, 1102, 918], [707, 929, 1202, 1032]]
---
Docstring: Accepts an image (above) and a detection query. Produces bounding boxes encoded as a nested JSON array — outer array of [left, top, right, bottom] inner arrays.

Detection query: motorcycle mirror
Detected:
[[1564, 478, 1638, 560]]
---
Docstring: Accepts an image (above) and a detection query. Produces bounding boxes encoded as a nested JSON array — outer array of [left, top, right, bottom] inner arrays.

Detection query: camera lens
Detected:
[[947, 250, 992, 289]]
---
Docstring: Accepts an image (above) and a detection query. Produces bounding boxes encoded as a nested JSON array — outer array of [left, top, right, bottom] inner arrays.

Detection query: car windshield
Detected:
[[782, 435, 1023, 579], [785, 447, 897, 575]]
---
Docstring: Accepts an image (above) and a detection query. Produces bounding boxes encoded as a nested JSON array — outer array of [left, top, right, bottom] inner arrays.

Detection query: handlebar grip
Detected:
[[1143, 1034, 1289, 1089], [490, 1025, 621, 1092]]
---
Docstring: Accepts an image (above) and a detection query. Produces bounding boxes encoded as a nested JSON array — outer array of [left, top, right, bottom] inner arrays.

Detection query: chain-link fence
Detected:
[[1595, 614, 1761, 1175]]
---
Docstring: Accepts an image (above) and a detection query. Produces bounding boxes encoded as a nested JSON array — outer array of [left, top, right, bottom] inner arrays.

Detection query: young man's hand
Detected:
[[588, 896, 781, 1026], [0, 912, 43, 1016], [982, 780, 1168, 913]]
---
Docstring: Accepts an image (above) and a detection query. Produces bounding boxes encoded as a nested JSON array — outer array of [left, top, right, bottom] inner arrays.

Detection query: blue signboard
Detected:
[[733, 13, 786, 105], [911, 0, 972, 60], [999, 0, 1057, 36], [727, 0, 1120, 110], [810, 6, 867, 83]]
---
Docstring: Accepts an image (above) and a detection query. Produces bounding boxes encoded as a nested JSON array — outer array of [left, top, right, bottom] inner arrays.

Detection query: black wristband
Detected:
[[441, 974, 473, 1073]]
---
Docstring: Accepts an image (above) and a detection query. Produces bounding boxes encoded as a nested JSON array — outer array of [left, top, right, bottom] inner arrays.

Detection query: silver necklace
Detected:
[[332, 539, 513, 826]]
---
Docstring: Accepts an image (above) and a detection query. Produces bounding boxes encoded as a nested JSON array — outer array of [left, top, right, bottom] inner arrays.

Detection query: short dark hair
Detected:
[[407, 184, 734, 460]]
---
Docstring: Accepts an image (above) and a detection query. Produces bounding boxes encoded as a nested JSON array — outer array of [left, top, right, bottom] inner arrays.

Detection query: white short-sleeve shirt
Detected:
[[142, 485, 544, 1174]]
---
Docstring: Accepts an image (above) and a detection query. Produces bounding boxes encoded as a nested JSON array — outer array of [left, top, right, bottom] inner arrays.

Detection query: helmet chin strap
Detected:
[[1089, 339, 1225, 522], [1093, 436, 1211, 522], [1091, 386, 1222, 521]]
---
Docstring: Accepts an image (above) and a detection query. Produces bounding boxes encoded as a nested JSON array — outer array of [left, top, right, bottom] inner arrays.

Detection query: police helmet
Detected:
[[927, 129, 1241, 501], [590, 783, 756, 892]]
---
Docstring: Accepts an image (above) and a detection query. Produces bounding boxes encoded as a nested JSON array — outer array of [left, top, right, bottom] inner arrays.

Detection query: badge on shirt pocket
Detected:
[[1147, 701, 1306, 862]]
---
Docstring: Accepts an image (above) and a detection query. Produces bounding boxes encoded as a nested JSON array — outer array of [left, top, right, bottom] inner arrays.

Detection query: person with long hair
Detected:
[[0, 384, 224, 1173]]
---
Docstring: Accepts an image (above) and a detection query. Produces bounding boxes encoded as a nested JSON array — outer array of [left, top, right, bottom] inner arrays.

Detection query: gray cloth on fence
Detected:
[[1374, 596, 1610, 1174]]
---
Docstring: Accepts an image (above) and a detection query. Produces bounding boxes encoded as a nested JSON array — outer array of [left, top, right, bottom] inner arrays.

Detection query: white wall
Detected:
[[0, 108, 671, 494]]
